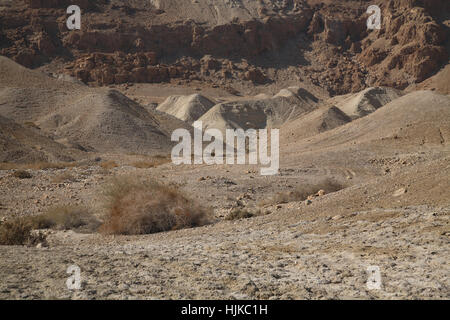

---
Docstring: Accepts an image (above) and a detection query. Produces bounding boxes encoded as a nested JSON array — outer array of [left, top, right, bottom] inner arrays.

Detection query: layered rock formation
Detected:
[[0, 0, 448, 94]]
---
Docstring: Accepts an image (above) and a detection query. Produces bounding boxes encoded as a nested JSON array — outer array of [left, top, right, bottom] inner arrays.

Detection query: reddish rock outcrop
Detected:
[[0, 0, 447, 93], [356, 0, 449, 88], [67, 52, 175, 85], [243, 69, 267, 84]]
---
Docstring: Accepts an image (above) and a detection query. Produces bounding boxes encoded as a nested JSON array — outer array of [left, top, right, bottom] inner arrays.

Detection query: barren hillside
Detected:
[[0, 56, 179, 155]]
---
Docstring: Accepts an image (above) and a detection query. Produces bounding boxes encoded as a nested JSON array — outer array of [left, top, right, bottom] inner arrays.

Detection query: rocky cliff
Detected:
[[0, 0, 448, 94]]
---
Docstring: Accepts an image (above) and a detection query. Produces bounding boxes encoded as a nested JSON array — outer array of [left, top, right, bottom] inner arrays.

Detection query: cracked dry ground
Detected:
[[0, 153, 449, 299]]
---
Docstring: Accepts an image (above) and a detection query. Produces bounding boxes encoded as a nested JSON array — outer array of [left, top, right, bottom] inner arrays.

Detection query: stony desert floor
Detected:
[[0, 0, 449, 300], [0, 134, 449, 299]]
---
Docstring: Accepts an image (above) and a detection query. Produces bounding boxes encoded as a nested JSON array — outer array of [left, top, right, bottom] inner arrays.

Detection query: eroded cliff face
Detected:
[[0, 0, 448, 94], [358, 0, 449, 87]]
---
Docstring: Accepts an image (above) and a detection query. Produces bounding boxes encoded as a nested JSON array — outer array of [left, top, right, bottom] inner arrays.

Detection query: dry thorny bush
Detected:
[[51, 171, 77, 183], [0, 176, 210, 244], [12, 170, 32, 179], [0, 206, 100, 245], [99, 177, 212, 235], [261, 178, 347, 206], [31, 205, 100, 233], [225, 208, 254, 221], [130, 154, 171, 169], [0, 218, 46, 246], [100, 160, 119, 169], [0, 161, 79, 171]]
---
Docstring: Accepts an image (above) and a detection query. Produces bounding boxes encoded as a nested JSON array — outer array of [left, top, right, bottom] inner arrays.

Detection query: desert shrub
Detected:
[[31, 205, 100, 232], [263, 178, 346, 205], [26, 162, 78, 170], [0, 206, 98, 245], [51, 171, 77, 183], [0, 163, 14, 170], [100, 160, 118, 169], [131, 161, 157, 169], [0, 162, 78, 171], [97, 168, 111, 175], [0, 217, 48, 246], [0, 218, 31, 245], [226, 209, 254, 221], [23, 122, 40, 130], [99, 177, 212, 235], [12, 170, 32, 179], [130, 155, 171, 169]]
